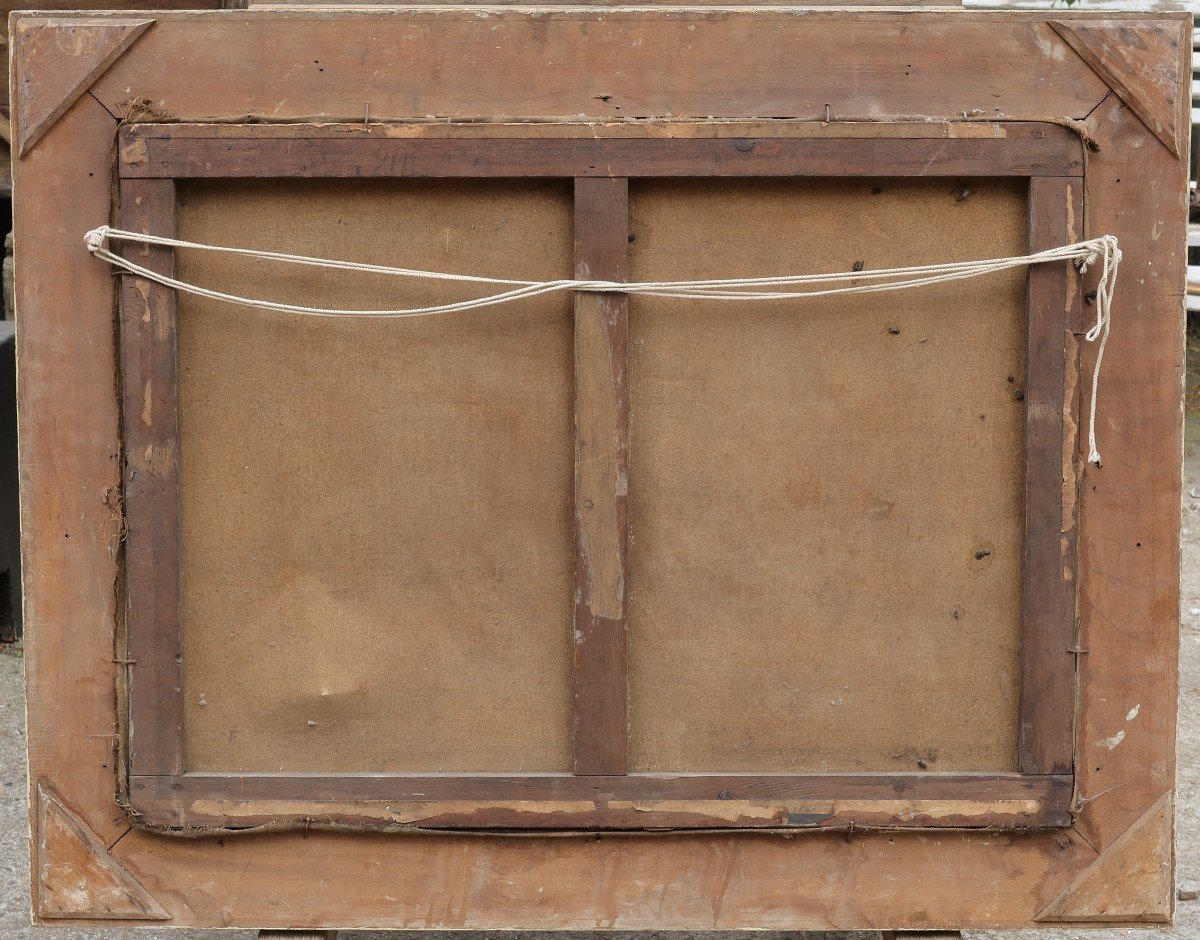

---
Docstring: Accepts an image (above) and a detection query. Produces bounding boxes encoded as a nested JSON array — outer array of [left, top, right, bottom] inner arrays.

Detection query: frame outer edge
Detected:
[[15, 8, 1183, 929]]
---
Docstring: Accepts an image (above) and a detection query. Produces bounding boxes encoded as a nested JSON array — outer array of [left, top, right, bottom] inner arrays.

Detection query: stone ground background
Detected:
[[1, 339, 1198, 940]]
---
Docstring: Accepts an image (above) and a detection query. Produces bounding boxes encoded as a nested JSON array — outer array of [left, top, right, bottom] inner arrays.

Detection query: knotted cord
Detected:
[[85, 225, 1119, 465]]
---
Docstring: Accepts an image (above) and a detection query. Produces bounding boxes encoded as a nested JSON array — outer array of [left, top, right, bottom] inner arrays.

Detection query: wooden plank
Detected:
[[35, 785, 169, 921], [131, 770, 1072, 801], [117, 120, 1020, 141], [119, 178, 184, 777], [119, 131, 1084, 179], [14, 94, 132, 872], [1036, 792, 1173, 922], [127, 772, 1074, 831], [1019, 176, 1082, 775], [1073, 91, 1185, 853], [572, 177, 629, 777], [11, 17, 153, 155], [107, 818, 1099, 930], [12, 8, 1189, 930], [1049, 20, 1188, 157], [85, 11, 1117, 128]]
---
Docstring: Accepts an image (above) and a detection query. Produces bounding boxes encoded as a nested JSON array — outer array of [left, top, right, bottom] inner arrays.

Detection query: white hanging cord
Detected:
[[84, 225, 1119, 465], [1078, 238, 1119, 468]]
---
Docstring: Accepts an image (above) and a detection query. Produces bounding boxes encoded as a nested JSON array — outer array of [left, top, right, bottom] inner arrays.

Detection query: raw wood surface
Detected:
[[86, 12, 1118, 127], [116, 120, 1041, 140], [11, 8, 1188, 930], [0, 1, 215, 112], [1019, 175, 1082, 775], [1036, 791, 1173, 922], [129, 769, 1070, 802], [119, 131, 1083, 179], [118, 178, 184, 777], [131, 142, 1076, 828], [1049, 20, 1188, 157], [125, 134, 1079, 799], [11, 16, 151, 155], [572, 177, 630, 777], [1072, 91, 1185, 855], [35, 786, 168, 921], [104, 822, 1100, 929], [15, 93, 132, 860]]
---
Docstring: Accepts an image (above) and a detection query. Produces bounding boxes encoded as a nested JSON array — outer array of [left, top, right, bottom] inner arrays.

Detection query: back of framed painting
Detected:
[[12, 8, 1186, 930]]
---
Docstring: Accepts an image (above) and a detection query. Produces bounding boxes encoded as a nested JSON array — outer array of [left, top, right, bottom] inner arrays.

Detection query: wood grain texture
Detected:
[[119, 179, 184, 777], [112, 120, 1042, 140], [118, 129, 1083, 179], [106, 822, 1099, 929], [85, 12, 1116, 126], [1019, 176, 1082, 775], [1049, 20, 1188, 157], [1037, 792, 1173, 922], [130, 770, 1070, 803], [1072, 91, 1185, 856], [12, 16, 152, 155], [12, 8, 1188, 930], [14, 92, 131, 872], [572, 177, 630, 777], [36, 785, 169, 921]]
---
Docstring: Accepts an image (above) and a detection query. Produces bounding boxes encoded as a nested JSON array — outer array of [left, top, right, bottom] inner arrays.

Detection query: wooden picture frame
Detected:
[[117, 123, 1081, 832], [13, 8, 1187, 929]]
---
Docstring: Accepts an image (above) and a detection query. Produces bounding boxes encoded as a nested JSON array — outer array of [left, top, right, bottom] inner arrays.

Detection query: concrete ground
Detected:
[[1, 410, 1197, 940]]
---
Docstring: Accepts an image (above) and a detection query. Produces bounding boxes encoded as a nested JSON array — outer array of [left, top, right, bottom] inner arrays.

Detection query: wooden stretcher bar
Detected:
[[118, 124, 1080, 832]]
